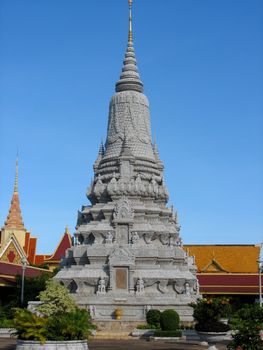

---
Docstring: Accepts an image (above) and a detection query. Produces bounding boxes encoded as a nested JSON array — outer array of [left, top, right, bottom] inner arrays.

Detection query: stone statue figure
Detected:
[[185, 282, 191, 297], [106, 231, 113, 244], [97, 278, 106, 295], [136, 278, 145, 295], [131, 231, 139, 244], [89, 305, 96, 318], [195, 280, 200, 295], [176, 237, 182, 246]]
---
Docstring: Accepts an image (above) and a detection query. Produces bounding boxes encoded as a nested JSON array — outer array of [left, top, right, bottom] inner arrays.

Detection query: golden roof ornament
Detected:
[[14, 155, 19, 193]]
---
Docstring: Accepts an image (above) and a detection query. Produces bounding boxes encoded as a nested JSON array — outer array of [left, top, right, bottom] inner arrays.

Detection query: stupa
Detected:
[[55, 0, 199, 322]]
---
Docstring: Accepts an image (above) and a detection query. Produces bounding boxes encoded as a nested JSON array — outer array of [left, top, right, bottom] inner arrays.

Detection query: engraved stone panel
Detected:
[[116, 268, 128, 289], [117, 225, 129, 244]]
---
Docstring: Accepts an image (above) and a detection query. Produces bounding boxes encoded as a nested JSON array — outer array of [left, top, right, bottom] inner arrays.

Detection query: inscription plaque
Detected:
[[115, 268, 128, 289], [117, 225, 129, 244]]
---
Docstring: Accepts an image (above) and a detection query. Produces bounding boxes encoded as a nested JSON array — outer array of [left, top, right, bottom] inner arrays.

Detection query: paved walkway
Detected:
[[0, 338, 229, 350]]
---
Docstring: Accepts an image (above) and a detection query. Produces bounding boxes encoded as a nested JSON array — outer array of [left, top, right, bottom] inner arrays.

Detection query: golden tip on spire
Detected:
[[14, 155, 18, 193]]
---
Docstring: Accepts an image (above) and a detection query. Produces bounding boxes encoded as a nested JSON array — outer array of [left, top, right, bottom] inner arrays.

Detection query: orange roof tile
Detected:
[[184, 245, 260, 273], [23, 231, 30, 255], [35, 255, 45, 265], [27, 237, 37, 264]]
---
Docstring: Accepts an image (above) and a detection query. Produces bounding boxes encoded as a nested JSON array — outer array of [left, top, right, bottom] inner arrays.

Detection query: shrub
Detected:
[[137, 324, 149, 329], [13, 308, 47, 344], [160, 309, 180, 331], [0, 305, 15, 328], [154, 330, 182, 337], [13, 307, 95, 343], [46, 308, 94, 341], [146, 309, 161, 327], [228, 304, 263, 350], [0, 318, 14, 328], [190, 297, 231, 332], [37, 279, 76, 316]]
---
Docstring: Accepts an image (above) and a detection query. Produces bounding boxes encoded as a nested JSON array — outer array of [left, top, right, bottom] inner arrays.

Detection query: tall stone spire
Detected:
[[4, 157, 25, 230], [56, 0, 199, 323], [115, 0, 143, 93]]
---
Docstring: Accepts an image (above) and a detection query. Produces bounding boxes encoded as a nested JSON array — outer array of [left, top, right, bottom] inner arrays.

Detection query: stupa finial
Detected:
[[128, 0, 133, 45], [115, 0, 143, 93]]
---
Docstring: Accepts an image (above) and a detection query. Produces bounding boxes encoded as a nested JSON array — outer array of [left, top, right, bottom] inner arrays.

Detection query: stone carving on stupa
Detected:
[[55, 0, 200, 322]]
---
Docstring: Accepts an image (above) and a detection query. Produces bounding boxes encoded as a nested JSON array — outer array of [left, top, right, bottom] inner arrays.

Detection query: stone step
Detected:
[[93, 331, 132, 340]]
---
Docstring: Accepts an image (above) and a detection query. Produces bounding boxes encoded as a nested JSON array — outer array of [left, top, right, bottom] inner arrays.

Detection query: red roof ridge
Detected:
[[44, 228, 72, 262]]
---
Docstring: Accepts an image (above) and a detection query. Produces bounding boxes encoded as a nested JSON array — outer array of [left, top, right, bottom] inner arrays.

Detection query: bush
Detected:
[[160, 309, 180, 331], [46, 308, 94, 341], [0, 318, 14, 328], [37, 279, 76, 316], [146, 309, 161, 327], [154, 330, 182, 337], [13, 307, 95, 343], [137, 324, 159, 330], [227, 304, 263, 350], [190, 297, 232, 332], [0, 305, 15, 328], [195, 321, 230, 332], [14, 308, 47, 344]]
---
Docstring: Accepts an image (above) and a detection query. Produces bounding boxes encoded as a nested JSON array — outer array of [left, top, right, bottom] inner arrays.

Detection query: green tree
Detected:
[[228, 304, 263, 350], [37, 279, 76, 316], [0, 273, 51, 310], [17, 273, 51, 306]]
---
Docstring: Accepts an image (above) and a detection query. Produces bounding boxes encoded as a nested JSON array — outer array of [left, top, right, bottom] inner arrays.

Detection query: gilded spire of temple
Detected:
[[4, 157, 25, 230], [14, 155, 18, 193], [115, 0, 143, 93]]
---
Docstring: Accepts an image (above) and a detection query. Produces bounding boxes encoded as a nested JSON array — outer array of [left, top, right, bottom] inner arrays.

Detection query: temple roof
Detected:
[[42, 226, 72, 262], [184, 245, 260, 274]]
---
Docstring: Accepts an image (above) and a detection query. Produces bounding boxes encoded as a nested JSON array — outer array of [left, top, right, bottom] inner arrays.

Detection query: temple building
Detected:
[[55, 0, 199, 322], [0, 159, 72, 288], [184, 244, 262, 301]]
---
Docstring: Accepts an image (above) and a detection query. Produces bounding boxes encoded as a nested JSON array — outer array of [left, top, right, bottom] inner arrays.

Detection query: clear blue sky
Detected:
[[0, 0, 262, 254]]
